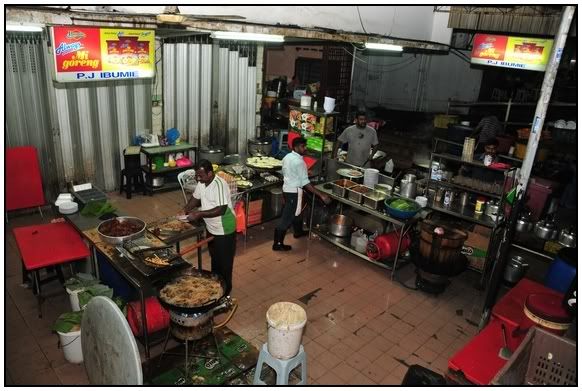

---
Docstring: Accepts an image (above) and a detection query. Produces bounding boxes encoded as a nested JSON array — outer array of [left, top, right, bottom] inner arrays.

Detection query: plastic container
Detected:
[[363, 168, 380, 188], [66, 287, 84, 311], [492, 327, 576, 385], [126, 297, 170, 337], [266, 302, 307, 360], [544, 248, 577, 293], [58, 329, 83, 364]]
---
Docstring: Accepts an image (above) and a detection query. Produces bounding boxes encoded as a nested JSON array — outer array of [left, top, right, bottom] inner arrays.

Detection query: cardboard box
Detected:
[[462, 230, 490, 271]]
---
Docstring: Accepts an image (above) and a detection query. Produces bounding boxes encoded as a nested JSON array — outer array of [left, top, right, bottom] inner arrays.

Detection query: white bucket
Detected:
[[66, 287, 85, 312], [300, 95, 312, 107], [323, 96, 336, 113], [266, 302, 307, 359], [363, 168, 380, 188], [58, 329, 83, 364]]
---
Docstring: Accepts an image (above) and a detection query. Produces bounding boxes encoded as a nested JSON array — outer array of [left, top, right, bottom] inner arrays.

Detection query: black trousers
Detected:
[[207, 232, 236, 295], [277, 192, 299, 231]]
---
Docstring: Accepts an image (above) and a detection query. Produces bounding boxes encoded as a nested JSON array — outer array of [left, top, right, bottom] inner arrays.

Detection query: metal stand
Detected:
[[156, 320, 224, 378]]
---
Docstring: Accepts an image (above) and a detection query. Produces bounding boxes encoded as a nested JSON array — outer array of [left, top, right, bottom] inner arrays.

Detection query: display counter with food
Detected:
[[62, 208, 207, 361]]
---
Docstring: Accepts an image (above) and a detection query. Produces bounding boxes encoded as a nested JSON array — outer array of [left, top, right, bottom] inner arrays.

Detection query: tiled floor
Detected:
[[5, 189, 485, 385]]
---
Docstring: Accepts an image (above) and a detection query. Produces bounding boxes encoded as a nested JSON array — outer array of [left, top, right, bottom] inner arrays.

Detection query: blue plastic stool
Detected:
[[253, 343, 307, 385]]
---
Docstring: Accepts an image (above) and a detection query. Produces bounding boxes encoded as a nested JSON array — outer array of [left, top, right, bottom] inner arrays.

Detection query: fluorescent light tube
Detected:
[[365, 42, 403, 51], [211, 31, 284, 42], [6, 24, 44, 32]]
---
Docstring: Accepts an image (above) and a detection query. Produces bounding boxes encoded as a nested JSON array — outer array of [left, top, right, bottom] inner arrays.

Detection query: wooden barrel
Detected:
[[419, 221, 468, 265]]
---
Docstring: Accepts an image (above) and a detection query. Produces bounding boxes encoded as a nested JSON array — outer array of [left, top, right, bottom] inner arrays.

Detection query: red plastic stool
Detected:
[[13, 222, 90, 318]]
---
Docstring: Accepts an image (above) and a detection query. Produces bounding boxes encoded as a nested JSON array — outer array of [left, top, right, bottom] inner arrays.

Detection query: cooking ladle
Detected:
[[498, 323, 512, 360]]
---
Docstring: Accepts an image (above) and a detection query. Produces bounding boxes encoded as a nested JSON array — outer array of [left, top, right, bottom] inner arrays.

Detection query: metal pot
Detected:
[[516, 216, 533, 233], [485, 200, 500, 218], [152, 177, 165, 187], [222, 154, 241, 165], [534, 220, 558, 240], [503, 255, 529, 284], [199, 145, 225, 164], [329, 214, 353, 237], [248, 138, 272, 157], [558, 227, 576, 248], [97, 216, 146, 245], [400, 179, 417, 199]]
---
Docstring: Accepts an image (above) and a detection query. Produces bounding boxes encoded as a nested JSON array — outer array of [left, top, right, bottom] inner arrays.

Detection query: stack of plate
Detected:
[[59, 201, 79, 215]]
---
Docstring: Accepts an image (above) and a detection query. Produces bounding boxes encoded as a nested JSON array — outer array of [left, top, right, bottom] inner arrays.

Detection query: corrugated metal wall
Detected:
[[163, 39, 258, 155], [6, 32, 153, 197], [447, 6, 569, 36], [351, 51, 482, 113]]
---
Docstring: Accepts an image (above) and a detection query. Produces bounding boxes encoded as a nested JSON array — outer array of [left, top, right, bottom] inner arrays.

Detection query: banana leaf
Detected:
[[80, 200, 117, 217], [53, 311, 83, 333]]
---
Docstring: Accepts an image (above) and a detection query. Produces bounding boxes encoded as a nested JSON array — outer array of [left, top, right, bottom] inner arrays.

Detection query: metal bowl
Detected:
[[97, 216, 146, 245]]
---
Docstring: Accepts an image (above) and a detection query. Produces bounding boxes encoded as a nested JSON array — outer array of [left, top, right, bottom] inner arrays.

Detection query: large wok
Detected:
[[157, 268, 229, 314]]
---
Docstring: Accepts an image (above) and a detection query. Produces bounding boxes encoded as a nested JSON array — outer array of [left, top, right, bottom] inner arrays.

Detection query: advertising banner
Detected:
[[51, 26, 155, 82], [471, 34, 554, 72]]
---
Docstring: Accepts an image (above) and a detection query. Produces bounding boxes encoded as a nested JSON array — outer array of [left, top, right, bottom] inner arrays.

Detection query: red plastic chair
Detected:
[[8, 146, 90, 317], [6, 146, 46, 217]]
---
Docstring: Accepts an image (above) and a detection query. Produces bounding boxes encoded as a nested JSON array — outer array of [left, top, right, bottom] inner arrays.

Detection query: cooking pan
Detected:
[[157, 268, 228, 314]]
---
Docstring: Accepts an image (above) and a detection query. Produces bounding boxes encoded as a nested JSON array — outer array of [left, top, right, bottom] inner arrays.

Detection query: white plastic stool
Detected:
[[253, 343, 307, 385]]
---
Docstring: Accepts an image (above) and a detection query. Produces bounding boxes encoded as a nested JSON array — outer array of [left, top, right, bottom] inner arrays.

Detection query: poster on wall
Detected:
[[471, 34, 554, 72], [51, 26, 155, 82]]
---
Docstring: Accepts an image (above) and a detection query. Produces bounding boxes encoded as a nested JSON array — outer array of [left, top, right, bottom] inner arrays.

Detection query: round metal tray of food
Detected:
[[97, 216, 146, 245]]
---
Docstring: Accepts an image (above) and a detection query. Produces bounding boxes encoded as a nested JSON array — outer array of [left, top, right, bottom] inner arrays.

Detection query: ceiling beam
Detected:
[[6, 6, 450, 52]]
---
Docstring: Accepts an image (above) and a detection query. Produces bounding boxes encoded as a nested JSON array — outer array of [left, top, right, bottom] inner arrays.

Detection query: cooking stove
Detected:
[[157, 297, 236, 378]]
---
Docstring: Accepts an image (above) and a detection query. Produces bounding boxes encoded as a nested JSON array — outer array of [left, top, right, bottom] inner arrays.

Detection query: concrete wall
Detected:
[[56, 5, 453, 45], [351, 50, 482, 113]]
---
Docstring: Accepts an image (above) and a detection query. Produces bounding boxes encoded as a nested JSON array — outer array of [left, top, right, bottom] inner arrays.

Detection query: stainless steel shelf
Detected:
[[430, 180, 502, 200], [315, 184, 412, 226], [432, 153, 516, 172], [312, 226, 407, 271], [427, 199, 497, 228]]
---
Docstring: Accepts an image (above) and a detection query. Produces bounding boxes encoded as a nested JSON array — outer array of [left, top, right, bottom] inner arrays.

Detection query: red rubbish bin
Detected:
[[126, 297, 170, 336]]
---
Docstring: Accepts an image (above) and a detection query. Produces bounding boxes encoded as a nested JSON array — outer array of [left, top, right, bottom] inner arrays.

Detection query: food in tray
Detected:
[[246, 156, 282, 169], [236, 179, 252, 188], [160, 275, 223, 307], [350, 185, 371, 194], [144, 253, 170, 267], [337, 168, 363, 178], [389, 198, 418, 212], [99, 218, 144, 237]]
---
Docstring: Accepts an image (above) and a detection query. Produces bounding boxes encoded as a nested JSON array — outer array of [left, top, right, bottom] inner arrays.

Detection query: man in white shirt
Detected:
[[184, 160, 236, 294], [274, 137, 330, 251]]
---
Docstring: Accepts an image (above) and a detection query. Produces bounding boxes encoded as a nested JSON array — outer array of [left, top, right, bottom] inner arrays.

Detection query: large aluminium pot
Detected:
[[248, 138, 272, 157], [329, 214, 353, 237], [199, 145, 225, 164], [516, 215, 533, 233], [97, 216, 146, 245]]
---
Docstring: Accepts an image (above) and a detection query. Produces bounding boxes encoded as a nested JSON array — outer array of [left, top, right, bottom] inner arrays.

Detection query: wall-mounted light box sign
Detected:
[[471, 33, 554, 72], [51, 26, 155, 82]]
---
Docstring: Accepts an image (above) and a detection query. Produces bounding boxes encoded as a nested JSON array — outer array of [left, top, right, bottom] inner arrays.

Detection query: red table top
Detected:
[[448, 317, 509, 385], [13, 222, 90, 270], [448, 278, 567, 385]]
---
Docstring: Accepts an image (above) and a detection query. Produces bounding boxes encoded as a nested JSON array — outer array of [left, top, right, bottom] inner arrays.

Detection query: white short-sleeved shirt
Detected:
[[193, 176, 236, 235], [282, 151, 310, 193]]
